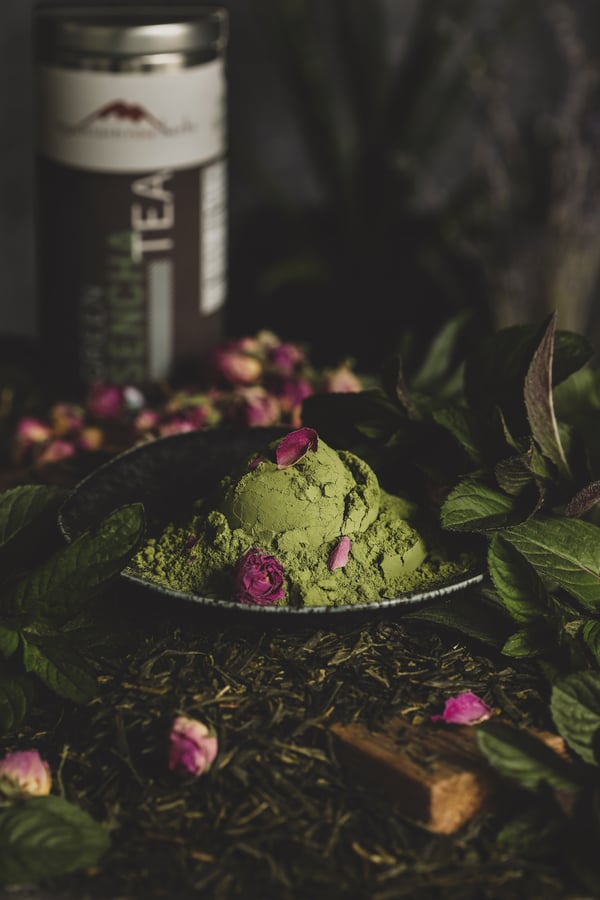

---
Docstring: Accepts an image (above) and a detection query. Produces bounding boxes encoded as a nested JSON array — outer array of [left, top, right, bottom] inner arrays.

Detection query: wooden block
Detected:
[[331, 717, 565, 835]]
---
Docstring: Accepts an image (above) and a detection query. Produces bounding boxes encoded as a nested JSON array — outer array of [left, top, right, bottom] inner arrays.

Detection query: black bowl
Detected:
[[58, 427, 483, 615]]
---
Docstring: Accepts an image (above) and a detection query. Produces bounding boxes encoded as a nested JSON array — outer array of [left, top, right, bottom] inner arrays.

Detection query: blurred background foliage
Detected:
[[225, 0, 600, 371]]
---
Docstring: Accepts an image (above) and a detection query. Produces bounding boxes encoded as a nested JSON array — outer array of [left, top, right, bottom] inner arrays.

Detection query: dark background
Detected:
[[3, 0, 600, 372]]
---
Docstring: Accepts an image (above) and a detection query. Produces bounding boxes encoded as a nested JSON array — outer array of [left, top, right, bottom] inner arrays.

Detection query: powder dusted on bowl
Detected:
[[133, 428, 471, 607]]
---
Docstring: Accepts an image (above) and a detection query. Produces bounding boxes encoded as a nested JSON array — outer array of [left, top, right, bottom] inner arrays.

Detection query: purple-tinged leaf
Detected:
[[276, 427, 318, 468], [565, 481, 600, 518], [524, 314, 571, 478], [328, 536, 352, 571]]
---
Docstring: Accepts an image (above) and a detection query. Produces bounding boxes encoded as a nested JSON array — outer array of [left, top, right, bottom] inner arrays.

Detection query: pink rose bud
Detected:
[[87, 383, 123, 420], [49, 402, 84, 436], [323, 364, 362, 394], [328, 536, 352, 570], [78, 426, 104, 451], [36, 439, 76, 466], [234, 548, 286, 605], [212, 345, 262, 386], [158, 417, 196, 437], [134, 409, 160, 432], [0, 750, 52, 797], [14, 417, 52, 447], [240, 387, 281, 427], [168, 716, 218, 777], [431, 691, 493, 725], [276, 427, 318, 468], [268, 342, 304, 374]]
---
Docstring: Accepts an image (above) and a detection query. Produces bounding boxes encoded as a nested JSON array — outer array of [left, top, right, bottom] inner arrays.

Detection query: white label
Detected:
[[200, 160, 227, 314], [37, 60, 225, 173]]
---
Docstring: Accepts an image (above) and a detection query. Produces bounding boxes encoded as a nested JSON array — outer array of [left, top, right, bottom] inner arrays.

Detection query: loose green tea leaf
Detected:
[[551, 672, 600, 765], [477, 721, 578, 791], [502, 517, 600, 609], [0, 504, 145, 620], [441, 478, 520, 532], [524, 314, 571, 478], [0, 672, 33, 735], [488, 534, 546, 623], [22, 636, 98, 703], [0, 795, 110, 883]]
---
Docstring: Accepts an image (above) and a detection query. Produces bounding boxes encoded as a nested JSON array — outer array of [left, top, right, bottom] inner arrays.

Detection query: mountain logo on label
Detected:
[[72, 100, 170, 134]]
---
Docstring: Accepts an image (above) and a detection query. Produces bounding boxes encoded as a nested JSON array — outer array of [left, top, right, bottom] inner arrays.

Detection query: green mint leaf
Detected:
[[441, 478, 520, 532], [494, 455, 535, 497], [410, 312, 469, 394], [582, 621, 600, 667], [501, 629, 545, 658], [0, 795, 109, 883], [1, 504, 145, 621], [0, 485, 65, 550], [524, 314, 571, 478], [565, 481, 600, 518], [488, 534, 546, 623], [0, 672, 33, 735], [405, 587, 513, 649], [477, 721, 578, 791], [432, 406, 482, 463], [551, 672, 600, 765], [0, 486, 66, 576], [0, 625, 20, 659], [22, 635, 98, 703], [502, 516, 600, 609], [302, 389, 402, 448]]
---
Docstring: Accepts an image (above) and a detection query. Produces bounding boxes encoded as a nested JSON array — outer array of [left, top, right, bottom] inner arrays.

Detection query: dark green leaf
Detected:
[[502, 516, 600, 609], [22, 635, 98, 703], [1, 504, 145, 620], [0, 795, 109, 883], [524, 314, 571, 478], [494, 455, 534, 496], [0, 486, 66, 576], [432, 406, 482, 463], [497, 807, 566, 855], [0, 625, 19, 659], [441, 478, 520, 532], [410, 312, 469, 394], [551, 672, 600, 765], [582, 621, 600, 668], [477, 721, 578, 791], [0, 672, 33, 735], [501, 629, 544, 658], [405, 587, 513, 648], [0, 486, 65, 550], [302, 389, 402, 448], [488, 534, 546, 623]]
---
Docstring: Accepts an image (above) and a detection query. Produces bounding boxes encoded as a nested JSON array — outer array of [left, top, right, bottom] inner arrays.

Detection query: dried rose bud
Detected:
[[431, 691, 493, 726], [78, 426, 104, 451], [86, 383, 123, 420], [36, 439, 76, 466], [14, 417, 52, 446], [0, 750, 51, 797], [268, 342, 304, 374], [239, 387, 281, 427], [323, 363, 362, 394], [49, 402, 84, 437], [168, 716, 218, 777], [276, 376, 313, 418], [158, 417, 196, 437], [134, 409, 160, 433], [276, 427, 318, 468], [212, 345, 262, 386], [234, 548, 286, 606], [328, 536, 352, 570]]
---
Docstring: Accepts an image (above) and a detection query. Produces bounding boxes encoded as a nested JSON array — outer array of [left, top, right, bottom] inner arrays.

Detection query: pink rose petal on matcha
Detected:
[[431, 691, 493, 725], [328, 536, 352, 570], [249, 455, 265, 470], [276, 427, 318, 468]]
